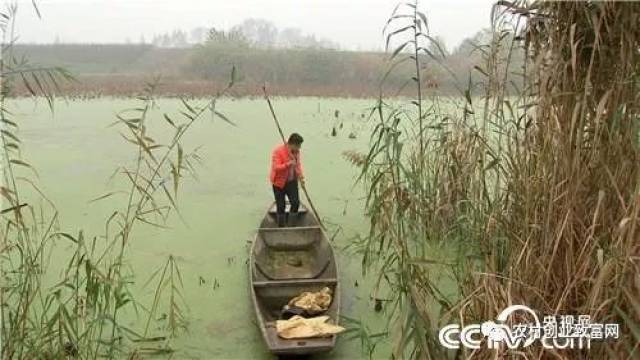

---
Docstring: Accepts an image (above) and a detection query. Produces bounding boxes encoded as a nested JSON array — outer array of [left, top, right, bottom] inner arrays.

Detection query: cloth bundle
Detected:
[[276, 315, 345, 339], [276, 287, 344, 339], [286, 286, 332, 315]]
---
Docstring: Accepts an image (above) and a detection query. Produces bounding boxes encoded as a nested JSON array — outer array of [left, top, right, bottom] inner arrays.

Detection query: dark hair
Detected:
[[288, 133, 304, 146]]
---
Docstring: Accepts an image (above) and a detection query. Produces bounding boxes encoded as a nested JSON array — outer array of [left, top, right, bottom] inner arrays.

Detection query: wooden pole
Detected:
[[262, 85, 325, 230]]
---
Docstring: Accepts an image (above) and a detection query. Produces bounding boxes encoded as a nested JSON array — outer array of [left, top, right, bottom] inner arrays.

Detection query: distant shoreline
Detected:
[[9, 74, 445, 99], [9, 43, 498, 98]]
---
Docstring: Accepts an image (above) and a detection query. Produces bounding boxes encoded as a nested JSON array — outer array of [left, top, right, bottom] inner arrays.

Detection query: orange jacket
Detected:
[[270, 143, 303, 189]]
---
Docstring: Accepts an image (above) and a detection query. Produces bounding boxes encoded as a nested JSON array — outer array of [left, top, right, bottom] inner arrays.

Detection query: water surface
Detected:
[[12, 97, 390, 359]]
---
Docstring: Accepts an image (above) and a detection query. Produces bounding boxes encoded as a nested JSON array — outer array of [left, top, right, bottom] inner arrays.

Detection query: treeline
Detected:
[[11, 28, 522, 98], [150, 18, 340, 49], [12, 44, 185, 75]]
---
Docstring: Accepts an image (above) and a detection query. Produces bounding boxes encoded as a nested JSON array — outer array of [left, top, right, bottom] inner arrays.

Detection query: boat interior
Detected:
[[252, 203, 338, 321]]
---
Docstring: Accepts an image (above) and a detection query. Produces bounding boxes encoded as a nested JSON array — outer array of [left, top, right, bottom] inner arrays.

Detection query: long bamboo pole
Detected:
[[262, 85, 325, 230]]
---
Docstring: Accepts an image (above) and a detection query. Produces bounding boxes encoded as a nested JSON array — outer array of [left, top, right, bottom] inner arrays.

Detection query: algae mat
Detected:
[[11, 97, 388, 359]]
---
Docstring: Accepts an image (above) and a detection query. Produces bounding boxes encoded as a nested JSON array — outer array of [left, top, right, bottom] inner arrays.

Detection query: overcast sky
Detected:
[[15, 0, 495, 51]]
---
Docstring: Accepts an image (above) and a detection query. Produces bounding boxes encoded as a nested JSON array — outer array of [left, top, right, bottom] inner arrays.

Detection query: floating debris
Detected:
[[374, 299, 383, 312], [287, 258, 303, 267]]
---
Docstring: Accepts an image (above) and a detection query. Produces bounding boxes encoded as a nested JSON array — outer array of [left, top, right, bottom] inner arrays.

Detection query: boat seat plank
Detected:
[[253, 278, 338, 288], [258, 226, 321, 232], [255, 256, 331, 281]]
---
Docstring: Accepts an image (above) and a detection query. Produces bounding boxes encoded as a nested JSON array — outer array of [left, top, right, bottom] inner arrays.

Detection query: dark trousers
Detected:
[[273, 180, 299, 226]]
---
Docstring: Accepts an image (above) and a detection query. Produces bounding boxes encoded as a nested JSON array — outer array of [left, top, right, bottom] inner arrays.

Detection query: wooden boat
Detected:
[[249, 203, 340, 356]]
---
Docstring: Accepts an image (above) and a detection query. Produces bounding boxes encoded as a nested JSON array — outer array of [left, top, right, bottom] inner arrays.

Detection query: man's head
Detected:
[[287, 133, 304, 153]]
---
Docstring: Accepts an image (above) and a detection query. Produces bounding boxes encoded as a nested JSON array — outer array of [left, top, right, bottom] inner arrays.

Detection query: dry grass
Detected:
[[354, 1, 640, 358], [462, 1, 640, 358], [9, 74, 415, 99]]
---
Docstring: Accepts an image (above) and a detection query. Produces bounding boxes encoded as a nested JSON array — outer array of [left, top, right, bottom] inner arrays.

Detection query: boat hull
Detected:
[[249, 203, 340, 355]]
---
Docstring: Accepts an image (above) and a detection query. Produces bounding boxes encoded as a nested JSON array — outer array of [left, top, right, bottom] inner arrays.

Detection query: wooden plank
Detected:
[[258, 226, 321, 232], [253, 278, 338, 288]]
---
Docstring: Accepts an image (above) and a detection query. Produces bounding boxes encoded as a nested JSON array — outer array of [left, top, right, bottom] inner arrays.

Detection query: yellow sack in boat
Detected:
[[276, 315, 345, 339], [287, 287, 332, 315]]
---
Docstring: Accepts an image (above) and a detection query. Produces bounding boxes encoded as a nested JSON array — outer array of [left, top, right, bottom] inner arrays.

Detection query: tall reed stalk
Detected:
[[0, 3, 237, 357], [348, 1, 640, 358]]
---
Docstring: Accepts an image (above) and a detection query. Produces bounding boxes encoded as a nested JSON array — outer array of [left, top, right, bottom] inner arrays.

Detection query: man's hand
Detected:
[[299, 177, 306, 186], [288, 159, 297, 166]]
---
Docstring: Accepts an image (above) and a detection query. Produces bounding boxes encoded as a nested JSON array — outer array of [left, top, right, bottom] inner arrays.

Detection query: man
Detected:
[[270, 133, 305, 227]]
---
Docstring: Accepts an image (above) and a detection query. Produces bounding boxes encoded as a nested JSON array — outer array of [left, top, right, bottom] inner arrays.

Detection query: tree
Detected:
[[231, 18, 277, 47], [189, 27, 208, 44], [205, 27, 250, 47], [170, 29, 188, 48]]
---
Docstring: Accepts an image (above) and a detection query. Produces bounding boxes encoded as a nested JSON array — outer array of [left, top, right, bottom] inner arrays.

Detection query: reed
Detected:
[[0, 3, 237, 357], [351, 1, 640, 358]]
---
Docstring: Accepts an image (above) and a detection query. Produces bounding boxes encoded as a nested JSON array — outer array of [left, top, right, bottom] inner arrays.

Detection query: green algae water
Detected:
[[12, 97, 390, 359]]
